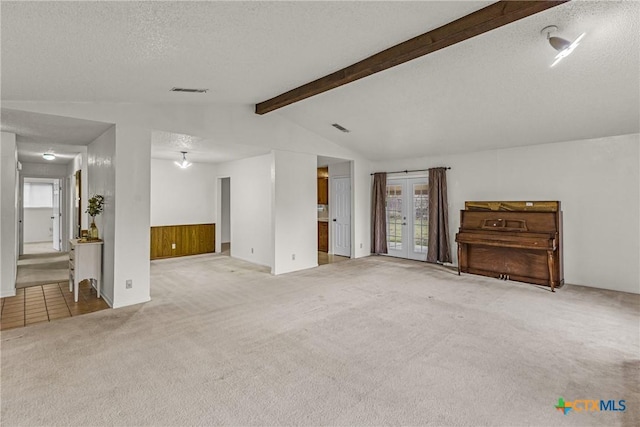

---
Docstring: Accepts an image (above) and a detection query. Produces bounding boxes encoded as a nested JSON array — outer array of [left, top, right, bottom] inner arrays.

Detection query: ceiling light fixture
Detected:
[[42, 152, 56, 161], [174, 151, 192, 169], [541, 25, 586, 67]]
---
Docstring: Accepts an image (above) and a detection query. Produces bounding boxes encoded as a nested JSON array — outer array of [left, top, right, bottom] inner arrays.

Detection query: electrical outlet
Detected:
[[292, 254, 295, 260], [171, 243, 176, 249], [126, 279, 132, 289], [360, 243, 363, 249], [251, 248, 254, 254]]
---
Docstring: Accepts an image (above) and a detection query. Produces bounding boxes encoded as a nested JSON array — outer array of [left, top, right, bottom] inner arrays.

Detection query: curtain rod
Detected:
[[370, 167, 451, 176]]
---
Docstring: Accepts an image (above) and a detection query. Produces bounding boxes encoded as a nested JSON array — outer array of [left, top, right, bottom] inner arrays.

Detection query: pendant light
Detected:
[[174, 151, 192, 169]]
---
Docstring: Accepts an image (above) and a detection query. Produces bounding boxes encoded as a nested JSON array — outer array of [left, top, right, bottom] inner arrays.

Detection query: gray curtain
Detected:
[[371, 173, 387, 254], [427, 168, 451, 263]]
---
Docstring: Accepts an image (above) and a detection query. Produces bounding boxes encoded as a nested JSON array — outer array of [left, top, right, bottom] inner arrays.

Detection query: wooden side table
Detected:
[[69, 239, 103, 303]]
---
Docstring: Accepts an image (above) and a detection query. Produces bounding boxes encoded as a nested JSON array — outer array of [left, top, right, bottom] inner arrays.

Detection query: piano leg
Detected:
[[457, 244, 462, 275], [547, 250, 556, 292]]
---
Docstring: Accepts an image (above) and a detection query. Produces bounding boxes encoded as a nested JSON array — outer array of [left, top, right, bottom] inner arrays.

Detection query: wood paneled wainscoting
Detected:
[[150, 224, 215, 260]]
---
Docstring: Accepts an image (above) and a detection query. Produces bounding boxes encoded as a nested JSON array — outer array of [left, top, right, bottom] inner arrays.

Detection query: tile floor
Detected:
[[318, 251, 350, 266], [0, 281, 109, 331]]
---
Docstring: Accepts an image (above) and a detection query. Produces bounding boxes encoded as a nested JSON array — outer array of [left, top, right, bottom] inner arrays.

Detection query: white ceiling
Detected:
[[2, 1, 639, 161], [277, 1, 640, 159], [1, 108, 113, 165], [151, 131, 269, 164]]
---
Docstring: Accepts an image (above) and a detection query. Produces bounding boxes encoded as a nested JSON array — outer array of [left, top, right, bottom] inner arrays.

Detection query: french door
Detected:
[[386, 178, 429, 261]]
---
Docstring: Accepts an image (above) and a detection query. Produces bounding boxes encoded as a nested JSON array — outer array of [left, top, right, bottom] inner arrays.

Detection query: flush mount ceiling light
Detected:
[[42, 152, 56, 161], [174, 151, 192, 169], [541, 25, 586, 67]]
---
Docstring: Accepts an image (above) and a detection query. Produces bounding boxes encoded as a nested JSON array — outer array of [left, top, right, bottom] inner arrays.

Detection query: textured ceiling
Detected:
[[1, 109, 112, 164], [2, 1, 639, 161], [151, 131, 269, 164], [277, 0, 640, 159], [16, 141, 85, 165], [1, 0, 491, 104]]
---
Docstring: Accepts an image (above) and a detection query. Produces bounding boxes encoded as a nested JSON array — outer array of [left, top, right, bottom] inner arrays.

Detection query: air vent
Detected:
[[331, 123, 350, 133], [170, 87, 208, 93]]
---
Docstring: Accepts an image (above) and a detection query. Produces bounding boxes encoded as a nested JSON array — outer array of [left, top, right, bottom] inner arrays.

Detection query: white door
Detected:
[[332, 177, 351, 257], [386, 178, 429, 261], [52, 179, 61, 251]]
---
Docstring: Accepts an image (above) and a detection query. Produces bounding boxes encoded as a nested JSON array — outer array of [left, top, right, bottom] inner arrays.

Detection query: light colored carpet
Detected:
[[1, 255, 638, 426], [23, 241, 57, 255], [15, 252, 69, 289]]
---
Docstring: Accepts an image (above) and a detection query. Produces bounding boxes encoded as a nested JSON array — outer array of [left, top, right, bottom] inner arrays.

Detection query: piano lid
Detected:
[[465, 201, 559, 212]]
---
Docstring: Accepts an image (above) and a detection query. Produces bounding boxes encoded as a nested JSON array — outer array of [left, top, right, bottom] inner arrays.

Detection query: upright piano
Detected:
[[455, 201, 563, 291]]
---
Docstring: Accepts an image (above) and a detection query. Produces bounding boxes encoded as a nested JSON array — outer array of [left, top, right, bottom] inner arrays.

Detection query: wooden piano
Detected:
[[455, 201, 563, 291]]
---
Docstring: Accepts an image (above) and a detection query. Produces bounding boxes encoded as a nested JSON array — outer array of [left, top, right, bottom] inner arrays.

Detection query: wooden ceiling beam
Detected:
[[255, 1, 569, 115]]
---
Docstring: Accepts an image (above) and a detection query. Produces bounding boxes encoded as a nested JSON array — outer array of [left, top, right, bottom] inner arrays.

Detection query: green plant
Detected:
[[86, 194, 105, 217]]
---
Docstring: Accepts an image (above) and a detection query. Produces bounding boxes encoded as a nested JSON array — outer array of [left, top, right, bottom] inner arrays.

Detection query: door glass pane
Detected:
[[386, 184, 403, 250], [413, 183, 429, 253]]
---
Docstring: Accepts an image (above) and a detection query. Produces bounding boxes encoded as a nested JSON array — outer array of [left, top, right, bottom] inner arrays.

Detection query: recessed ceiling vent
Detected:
[[331, 123, 350, 133], [170, 87, 208, 93]]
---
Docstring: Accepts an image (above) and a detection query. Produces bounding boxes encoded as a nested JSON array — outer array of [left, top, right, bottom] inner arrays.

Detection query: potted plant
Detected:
[[86, 194, 104, 240]]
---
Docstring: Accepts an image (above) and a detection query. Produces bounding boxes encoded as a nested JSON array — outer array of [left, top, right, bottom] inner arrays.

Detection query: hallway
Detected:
[[16, 251, 69, 289]]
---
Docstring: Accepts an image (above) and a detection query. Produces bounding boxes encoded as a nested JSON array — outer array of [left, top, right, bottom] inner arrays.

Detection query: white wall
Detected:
[[329, 161, 350, 178], [20, 162, 68, 178], [217, 154, 274, 269], [5, 101, 373, 263], [112, 126, 152, 308], [88, 126, 117, 305], [273, 150, 318, 275], [0, 132, 18, 297], [221, 178, 230, 243], [88, 125, 152, 308], [150, 158, 216, 226], [23, 208, 53, 243], [353, 159, 372, 258], [372, 134, 640, 294]]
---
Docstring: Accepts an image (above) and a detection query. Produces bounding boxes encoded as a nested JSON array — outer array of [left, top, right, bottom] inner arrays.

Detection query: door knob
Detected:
[[332, 219, 337, 222]]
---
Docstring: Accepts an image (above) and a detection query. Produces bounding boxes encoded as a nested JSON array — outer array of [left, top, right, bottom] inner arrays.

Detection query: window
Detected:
[[24, 183, 53, 208]]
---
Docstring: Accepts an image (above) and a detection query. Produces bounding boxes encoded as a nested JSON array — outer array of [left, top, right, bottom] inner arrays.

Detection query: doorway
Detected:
[[220, 177, 231, 255], [21, 178, 63, 255], [386, 177, 429, 261], [316, 156, 353, 265], [331, 176, 351, 257]]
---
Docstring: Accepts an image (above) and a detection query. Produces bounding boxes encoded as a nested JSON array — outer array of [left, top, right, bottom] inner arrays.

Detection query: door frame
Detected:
[[19, 175, 69, 254], [385, 176, 429, 261], [215, 176, 231, 254], [330, 176, 351, 257], [52, 178, 62, 251]]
